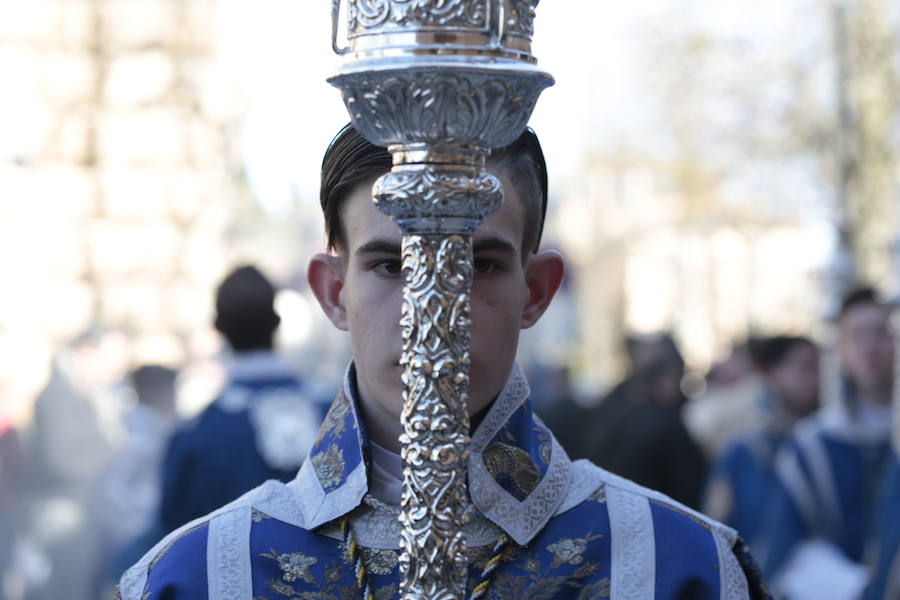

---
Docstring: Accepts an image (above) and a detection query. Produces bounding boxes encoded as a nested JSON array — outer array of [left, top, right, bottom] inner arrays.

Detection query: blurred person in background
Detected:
[[156, 265, 326, 536], [685, 339, 769, 459], [579, 332, 707, 508], [763, 287, 895, 599], [93, 365, 179, 597], [0, 417, 26, 600], [531, 362, 588, 459], [702, 335, 819, 565], [23, 327, 130, 600]]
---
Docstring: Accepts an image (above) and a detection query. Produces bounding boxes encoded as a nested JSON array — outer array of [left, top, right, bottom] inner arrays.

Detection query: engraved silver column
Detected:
[[328, 2, 552, 598]]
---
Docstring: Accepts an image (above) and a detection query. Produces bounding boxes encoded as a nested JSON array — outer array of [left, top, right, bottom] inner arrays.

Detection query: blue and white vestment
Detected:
[[123, 365, 770, 599], [764, 399, 893, 585]]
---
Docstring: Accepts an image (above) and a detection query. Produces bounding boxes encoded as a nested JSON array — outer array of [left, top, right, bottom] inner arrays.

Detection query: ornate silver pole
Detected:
[[327, 2, 552, 598]]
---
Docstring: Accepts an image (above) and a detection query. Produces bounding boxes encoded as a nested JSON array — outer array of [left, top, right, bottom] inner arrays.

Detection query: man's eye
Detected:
[[473, 258, 500, 274], [373, 260, 401, 276]]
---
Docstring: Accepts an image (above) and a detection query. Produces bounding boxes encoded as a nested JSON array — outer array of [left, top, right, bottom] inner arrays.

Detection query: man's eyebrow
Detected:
[[355, 239, 401, 257], [473, 236, 517, 256], [356, 236, 515, 257]]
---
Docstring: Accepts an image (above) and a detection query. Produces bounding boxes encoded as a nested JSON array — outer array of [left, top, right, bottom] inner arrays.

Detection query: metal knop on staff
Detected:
[[327, 2, 552, 598]]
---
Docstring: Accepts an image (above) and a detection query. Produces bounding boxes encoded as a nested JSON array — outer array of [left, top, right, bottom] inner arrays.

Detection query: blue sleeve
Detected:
[[159, 426, 207, 535], [144, 523, 209, 599], [117, 523, 209, 600], [868, 456, 900, 600]]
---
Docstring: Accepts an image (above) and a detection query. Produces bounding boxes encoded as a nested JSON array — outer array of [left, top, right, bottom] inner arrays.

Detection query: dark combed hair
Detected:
[[839, 286, 883, 318], [214, 265, 280, 352], [750, 335, 816, 372], [320, 124, 548, 254]]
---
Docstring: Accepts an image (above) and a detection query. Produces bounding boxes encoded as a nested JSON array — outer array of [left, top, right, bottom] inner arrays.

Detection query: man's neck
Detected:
[[355, 385, 405, 454]]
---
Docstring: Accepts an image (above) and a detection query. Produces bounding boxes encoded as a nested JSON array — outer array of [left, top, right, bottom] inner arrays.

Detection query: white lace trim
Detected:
[[312, 495, 501, 550], [607, 482, 655, 600], [208, 506, 253, 600], [713, 524, 750, 600], [468, 434, 571, 545], [469, 364, 530, 453], [118, 483, 273, 599], [554, 459, 606, 516], [294, 457, 368, 530]]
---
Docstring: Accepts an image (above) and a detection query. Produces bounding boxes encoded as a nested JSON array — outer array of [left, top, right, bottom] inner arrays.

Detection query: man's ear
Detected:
[[307, 253, 348, 331], [521, 249, 565, 329]]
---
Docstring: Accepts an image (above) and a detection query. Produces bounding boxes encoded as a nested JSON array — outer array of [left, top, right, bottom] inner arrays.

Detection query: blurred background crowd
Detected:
[[0, 0, 899, 598]]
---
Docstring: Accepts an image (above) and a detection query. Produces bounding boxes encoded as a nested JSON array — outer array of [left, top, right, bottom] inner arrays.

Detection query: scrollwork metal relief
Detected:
[[348, 0, 488, 34], [336, 70, 548, 149], [504, 0, 538, 38], [373, 168, 502, 235], [397, 234, 474, 599], [329, 0, 551, 595]]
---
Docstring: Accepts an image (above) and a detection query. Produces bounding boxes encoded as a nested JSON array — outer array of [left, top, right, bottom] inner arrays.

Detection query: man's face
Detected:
[[767, 343, 819, 418], [839, 303, 894, 393], [311, 170, 561, 431]]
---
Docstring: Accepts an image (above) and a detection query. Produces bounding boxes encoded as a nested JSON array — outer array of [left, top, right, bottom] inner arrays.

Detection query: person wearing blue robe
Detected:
[[703, 336, 819, 564], [762, 288, 895, 596], [869, 449, 900, 600], [120, 126, 770, 599], [158, 266, 328, 535]]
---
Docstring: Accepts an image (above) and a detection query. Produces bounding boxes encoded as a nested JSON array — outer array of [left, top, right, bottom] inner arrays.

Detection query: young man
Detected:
[[120, 126, 769, 599], [763, 288, 895, 597], [703, 336, 819, 563]]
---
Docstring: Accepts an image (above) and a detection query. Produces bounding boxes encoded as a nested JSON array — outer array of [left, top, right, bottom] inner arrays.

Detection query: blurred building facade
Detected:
[[0, 0, 249, 423], [550, 151, 829, 390]]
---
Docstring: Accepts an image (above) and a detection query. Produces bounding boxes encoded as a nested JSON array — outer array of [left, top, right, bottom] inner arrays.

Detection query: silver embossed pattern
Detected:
[[397, 233, 473, 599], [329, 0, 552, 595], [347, 0, 489, 34], [335, 70, 549, 150], [504, 0, 538, 38]]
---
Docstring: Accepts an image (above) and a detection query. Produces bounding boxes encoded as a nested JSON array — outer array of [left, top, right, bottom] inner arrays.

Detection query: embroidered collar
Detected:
[[290, 363, 572, 545]]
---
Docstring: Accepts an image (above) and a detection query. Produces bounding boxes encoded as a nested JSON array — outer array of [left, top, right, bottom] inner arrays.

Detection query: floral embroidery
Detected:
[[483, 442, 540, 500], [266, 578, 298, 597], [489, 557, 602, 599], [252, 509, 271, 523], [260, 550, 318, 584], [373, 584, 397, 600], [311, 445, 346, 492], [315, 393, 351, 446], [577, 578, 611, 599], [547, 532, 602, 569], [360, 547, 399, 575], [589, 485, 607, 504]]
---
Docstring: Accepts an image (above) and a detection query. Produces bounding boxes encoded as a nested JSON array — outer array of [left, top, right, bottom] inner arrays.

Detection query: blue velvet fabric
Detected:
[[868, 452, 900, 600]]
